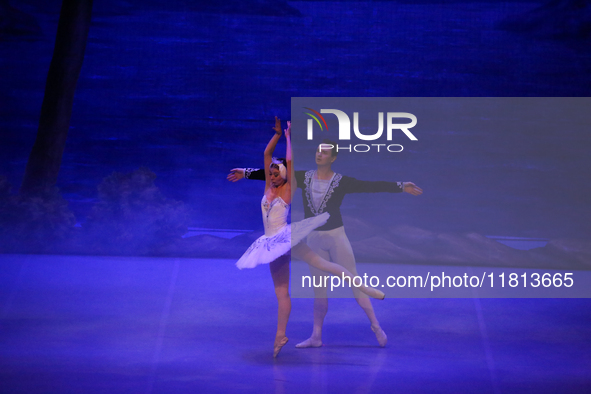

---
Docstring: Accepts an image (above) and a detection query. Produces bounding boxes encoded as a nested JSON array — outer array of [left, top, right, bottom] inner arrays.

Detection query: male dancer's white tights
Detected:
[[299, 226, 387, 347]]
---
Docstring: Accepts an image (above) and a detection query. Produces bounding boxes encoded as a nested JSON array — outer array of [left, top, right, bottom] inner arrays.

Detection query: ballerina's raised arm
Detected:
[[263, 116, 283, 194]]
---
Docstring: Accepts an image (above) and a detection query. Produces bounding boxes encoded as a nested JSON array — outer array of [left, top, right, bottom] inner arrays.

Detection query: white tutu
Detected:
[[236, 196, 329, 269]]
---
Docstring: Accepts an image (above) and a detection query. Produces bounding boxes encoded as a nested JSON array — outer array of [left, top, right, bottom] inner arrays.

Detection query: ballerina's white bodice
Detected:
[[262, 195, 289, 237]]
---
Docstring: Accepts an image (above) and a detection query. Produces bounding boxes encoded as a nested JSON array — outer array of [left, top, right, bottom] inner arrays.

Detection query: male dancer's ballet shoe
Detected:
[[371, 325, 388, 347], [295, 337, 323, 348], [363, 286, 385, 300], [273, 336, 289, 357]]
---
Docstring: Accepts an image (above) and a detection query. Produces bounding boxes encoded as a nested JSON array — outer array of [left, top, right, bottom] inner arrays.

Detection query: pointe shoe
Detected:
[[273, 336, 289, 357], [295, 337, 323, 348], [371, 325, 387, 347], [362, 286, 385, 300]]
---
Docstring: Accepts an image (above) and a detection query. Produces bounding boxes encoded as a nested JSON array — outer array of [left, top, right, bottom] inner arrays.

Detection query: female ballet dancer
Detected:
[[229, 141, 422, 349], [236, 117, 384, 357]]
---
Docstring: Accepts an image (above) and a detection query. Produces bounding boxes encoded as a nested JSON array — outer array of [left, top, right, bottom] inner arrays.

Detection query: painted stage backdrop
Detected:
[[1, 1, 590, 269]]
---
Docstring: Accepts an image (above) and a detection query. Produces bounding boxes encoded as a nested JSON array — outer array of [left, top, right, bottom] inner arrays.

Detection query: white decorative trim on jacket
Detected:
[[304, 170, 342, 216], [244, 168, 259, 179]]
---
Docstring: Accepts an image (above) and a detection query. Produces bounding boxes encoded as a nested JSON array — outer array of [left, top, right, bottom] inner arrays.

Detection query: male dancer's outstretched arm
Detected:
[[227, 167, 422, 196], [227, 168, 265, 182]]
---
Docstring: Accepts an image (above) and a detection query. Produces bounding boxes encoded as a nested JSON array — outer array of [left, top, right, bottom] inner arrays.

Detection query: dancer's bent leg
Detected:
[[269, 253, 291, 357], [292, 242, 385, 300]]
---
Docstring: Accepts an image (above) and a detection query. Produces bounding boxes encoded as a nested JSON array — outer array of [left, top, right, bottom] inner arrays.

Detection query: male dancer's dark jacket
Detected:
[[245, 168, 404, 231]]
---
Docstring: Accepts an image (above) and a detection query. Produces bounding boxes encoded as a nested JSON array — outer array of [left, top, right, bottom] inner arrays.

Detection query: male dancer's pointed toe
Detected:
[[365, 287, 385, 300], [371, 325, 387, 347]]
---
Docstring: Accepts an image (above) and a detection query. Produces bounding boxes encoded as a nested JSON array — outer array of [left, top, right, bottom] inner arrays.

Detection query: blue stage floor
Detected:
[[1, 254, 590, 393]]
